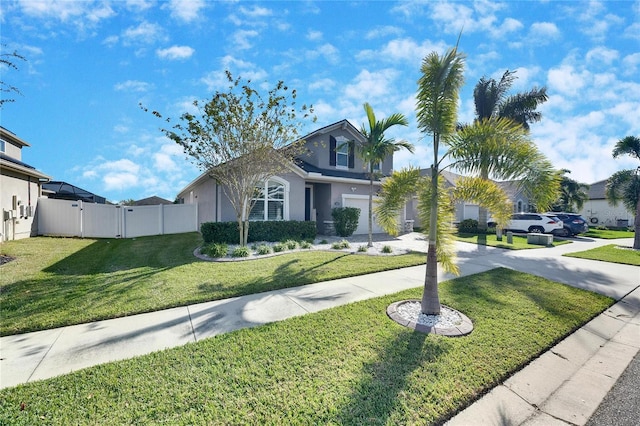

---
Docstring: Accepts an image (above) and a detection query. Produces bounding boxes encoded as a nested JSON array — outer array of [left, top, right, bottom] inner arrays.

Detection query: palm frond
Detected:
[[612, 136, 640, 160], [417, 176, 459, 275], [606, 169, 640, 213], [452, 177, 512, 228], [374, 168, 422, 235]]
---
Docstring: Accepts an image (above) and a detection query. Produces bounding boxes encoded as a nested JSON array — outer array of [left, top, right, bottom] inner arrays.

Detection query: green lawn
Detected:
[[564, 244, 640, 266], [0, 234, 426, 336], [0, 268, 612, 425], [584, 228, 635, 239], [455, 232, 571, 249]]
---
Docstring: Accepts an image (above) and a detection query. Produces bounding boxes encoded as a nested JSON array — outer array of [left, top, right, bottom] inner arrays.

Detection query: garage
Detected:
[[342, 194, 385, 235]]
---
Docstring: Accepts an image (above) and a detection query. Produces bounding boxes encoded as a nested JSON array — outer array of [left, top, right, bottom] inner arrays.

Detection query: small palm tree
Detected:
[[358, 103, 413, 247], [376, 46, 559, 316], [606, 135, 640, 249]]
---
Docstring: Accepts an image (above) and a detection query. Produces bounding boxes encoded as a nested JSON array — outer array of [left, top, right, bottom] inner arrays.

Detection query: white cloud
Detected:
[[622, 52, 640, 76], [156, 45, 195, 60], [344, 69, 399, 103], [167, 0, 206, 23], [18, 0, 88, 21], [365, 26, 403, 39], [585, 47, 619, 65], [201, 56, 268, 91], [308, 78, 336, 92], [529, 22, 561, 44], [306, 43, 339, 64], [307, 30, 323, 41], [122, 21, 166, 45], [125, 0, 153, 12], [357, 38, 444, 63], [239, 5, 272, 18], [232, 29, 259, 50], [547, 65, 589, 97], [114, 80, 153, 92], [104, 172, 139, 191], [624, 22, 640, 40]]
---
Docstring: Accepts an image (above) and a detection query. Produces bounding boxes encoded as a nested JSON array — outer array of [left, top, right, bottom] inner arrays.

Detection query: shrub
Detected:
[[332, 207, 360, 237], [299, 240, 312, 249], [284, 240, 298, 250], [256, 245, 272, 255], [331, 239, 350, 250], [232, 246, 250, 258], [381, 245, 393, 254], [201, 243, 228, 258], [272, 243, 286, 253], [201, 220, 317, 244], [357, 245, 368, 252], [319, 239, 329, 244], [458, 219, 479, 233]]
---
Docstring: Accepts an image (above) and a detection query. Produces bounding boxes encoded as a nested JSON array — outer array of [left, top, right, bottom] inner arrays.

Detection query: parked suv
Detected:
[[545, 212, 589, 237], [500, 213, 564, 234]]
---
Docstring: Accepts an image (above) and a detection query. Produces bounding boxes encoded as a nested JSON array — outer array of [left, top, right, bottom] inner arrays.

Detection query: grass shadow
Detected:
[[336, 330, 447, 425]]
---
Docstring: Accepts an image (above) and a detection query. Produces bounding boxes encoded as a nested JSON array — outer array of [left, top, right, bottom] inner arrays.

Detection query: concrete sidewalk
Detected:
[[1, 235, 639, 425]]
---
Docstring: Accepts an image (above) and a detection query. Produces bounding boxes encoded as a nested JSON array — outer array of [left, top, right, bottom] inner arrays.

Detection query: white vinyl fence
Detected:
[[37, 198, 198, 238]]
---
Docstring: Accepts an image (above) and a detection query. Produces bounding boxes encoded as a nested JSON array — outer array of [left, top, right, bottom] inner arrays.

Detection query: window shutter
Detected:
[[348, 141, 355, 169], [329, 136, 336, 166]]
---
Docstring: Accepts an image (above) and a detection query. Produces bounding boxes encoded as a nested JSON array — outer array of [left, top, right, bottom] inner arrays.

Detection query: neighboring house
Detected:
[[578, 179, 635, 227], [42, 181, 107, 204], [177, 119, 393, 235], [133, 196, 173, 206], [0, 127, 51, 242]]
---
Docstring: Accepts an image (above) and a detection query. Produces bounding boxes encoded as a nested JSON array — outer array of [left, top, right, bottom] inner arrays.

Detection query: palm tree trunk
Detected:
[[477, 167, 490, 232], [422, 165, 441, 315], [368, 169, 374, 247]]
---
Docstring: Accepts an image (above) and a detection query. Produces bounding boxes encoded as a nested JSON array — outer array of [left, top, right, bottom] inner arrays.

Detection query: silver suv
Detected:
[[502, 213, 564, 234]]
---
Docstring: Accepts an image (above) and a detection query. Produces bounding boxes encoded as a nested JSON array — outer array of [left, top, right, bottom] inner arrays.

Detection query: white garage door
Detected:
[[342, 195, 385, 235]]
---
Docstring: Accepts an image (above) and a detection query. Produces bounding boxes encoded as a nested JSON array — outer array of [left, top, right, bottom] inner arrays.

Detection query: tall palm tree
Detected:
[[471, 70, 549, 230], [414, 45, 465, 315], [358, 103, 413, 248], [607, 135, 640, 249]]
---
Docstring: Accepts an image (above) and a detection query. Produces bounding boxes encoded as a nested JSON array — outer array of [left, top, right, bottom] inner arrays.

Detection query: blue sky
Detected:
[[2, 0, 639, 203]]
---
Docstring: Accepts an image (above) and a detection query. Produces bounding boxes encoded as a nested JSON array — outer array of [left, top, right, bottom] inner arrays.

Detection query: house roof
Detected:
[[587, 179, 607, 200], [0, 126, 31, 148], [0, 151, 51, 181], [42, 181, 106, 204], [299, 119, 365, 143], [133, 196, 173, 206], [296, 159, 369, 181]]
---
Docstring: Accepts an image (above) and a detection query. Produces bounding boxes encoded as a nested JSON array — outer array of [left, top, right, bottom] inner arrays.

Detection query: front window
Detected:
[[336, 136, 349, 168], [249, 178, 287, 221]]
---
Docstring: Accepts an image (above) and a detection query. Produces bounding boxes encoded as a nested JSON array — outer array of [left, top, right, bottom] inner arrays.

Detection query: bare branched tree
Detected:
[[143, 71, 314, 245], [1, 45, 27, 108]]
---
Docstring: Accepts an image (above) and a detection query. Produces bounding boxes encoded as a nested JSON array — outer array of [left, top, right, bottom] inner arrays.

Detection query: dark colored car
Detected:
[[546, 212, 589, 237]]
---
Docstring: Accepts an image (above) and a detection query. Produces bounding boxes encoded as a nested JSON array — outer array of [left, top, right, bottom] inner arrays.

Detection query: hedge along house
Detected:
[[176, 119, 396, 236]]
